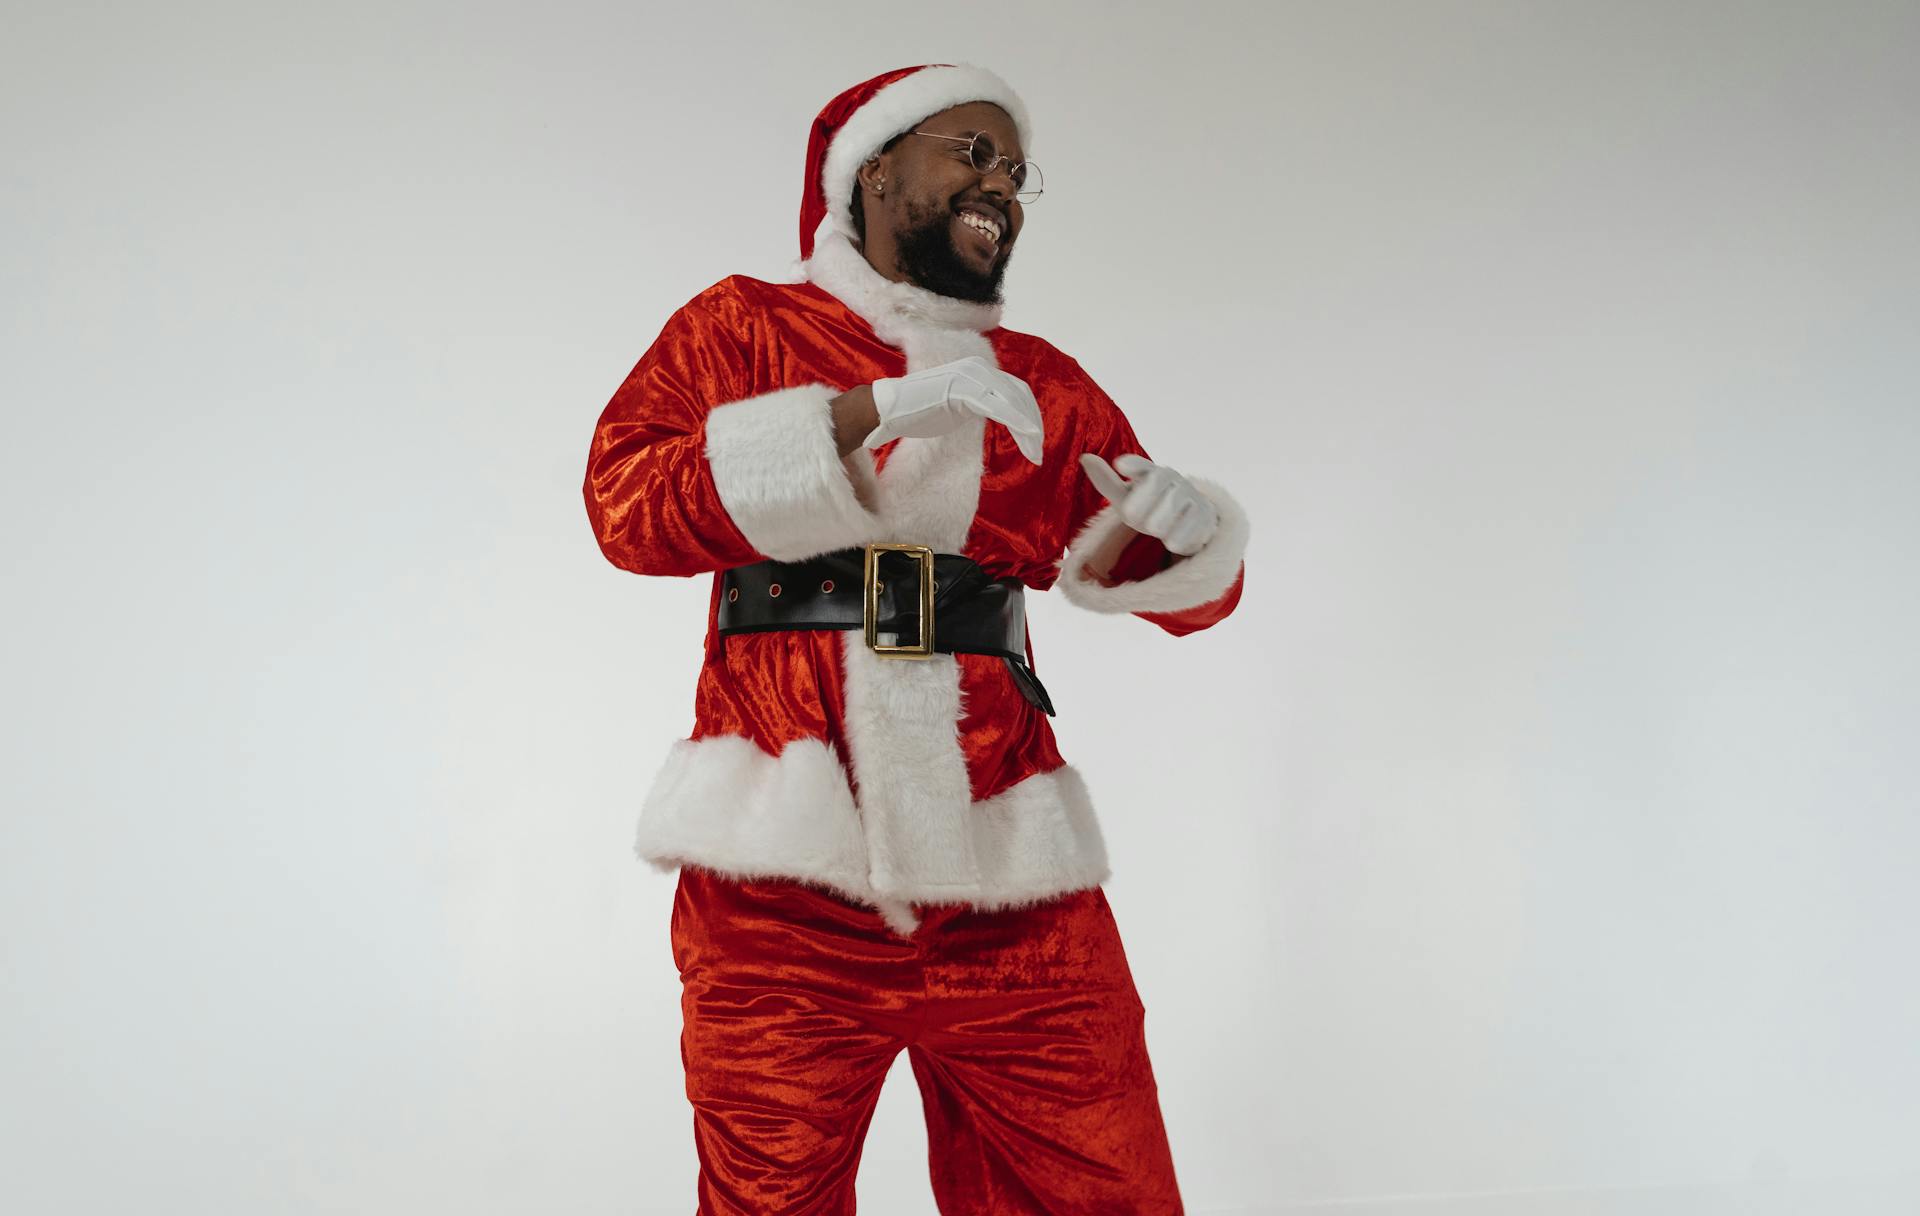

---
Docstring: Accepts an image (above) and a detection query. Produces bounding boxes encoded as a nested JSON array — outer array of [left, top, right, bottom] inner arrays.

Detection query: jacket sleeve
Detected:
[[1052, 367, 1249, 637], [583, 282, 881, 577]]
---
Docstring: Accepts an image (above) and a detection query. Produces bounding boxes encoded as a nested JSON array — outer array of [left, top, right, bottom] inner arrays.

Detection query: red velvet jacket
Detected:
[[584, 225, 1248, 933]]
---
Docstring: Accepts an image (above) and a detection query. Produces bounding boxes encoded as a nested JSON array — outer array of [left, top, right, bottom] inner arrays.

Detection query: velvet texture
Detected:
[[671, 865, 1184, 1214], [583, 276, 1240, 806]]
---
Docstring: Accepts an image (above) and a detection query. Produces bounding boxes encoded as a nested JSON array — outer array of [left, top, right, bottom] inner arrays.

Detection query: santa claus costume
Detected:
[[585, 63, 1248, 1214]]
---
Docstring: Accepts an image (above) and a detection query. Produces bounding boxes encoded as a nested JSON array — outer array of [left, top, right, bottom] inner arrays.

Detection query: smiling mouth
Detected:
[[953, 208, 1004, 255]]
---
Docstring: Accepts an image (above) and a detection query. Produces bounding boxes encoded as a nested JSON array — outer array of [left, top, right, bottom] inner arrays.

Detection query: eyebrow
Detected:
[[934, 128, 1020, 155]]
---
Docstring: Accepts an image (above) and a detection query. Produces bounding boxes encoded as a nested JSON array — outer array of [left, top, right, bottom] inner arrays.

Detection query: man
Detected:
[[584, 63, 1248, 1214]]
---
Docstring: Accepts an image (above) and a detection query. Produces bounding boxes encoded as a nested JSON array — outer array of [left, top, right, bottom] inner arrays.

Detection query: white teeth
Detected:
[[959, 210, 1001, 242]]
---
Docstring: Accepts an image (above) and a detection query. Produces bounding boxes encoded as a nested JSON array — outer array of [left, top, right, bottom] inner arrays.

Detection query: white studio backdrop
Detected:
[[3, 2, 1917, 1213]]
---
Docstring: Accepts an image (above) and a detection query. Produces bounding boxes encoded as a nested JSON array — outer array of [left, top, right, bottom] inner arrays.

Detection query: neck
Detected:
[[856, 228, 909, 284]]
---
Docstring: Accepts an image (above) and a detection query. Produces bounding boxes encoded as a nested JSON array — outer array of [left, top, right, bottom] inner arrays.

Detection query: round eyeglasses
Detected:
[[909, 130, 1044, 203]]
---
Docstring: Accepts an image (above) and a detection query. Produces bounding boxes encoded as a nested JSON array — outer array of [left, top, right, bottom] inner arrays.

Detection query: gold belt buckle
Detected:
[[864, 543, 936, 658]]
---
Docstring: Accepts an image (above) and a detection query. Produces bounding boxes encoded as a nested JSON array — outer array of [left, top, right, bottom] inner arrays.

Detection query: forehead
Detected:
[[911, 101, 1022, 155]]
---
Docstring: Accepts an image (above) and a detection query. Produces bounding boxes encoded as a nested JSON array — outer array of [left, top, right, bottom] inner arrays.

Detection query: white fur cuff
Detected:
[[704, 384, 881, 561], [1056, 476, 1250, 615]]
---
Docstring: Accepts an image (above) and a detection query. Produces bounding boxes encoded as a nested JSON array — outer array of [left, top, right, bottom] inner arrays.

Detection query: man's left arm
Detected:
[[1053, 378, 1249, 637]]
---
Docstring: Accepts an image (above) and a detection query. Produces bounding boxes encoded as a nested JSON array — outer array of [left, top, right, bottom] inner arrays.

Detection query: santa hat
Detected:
[[799, 63, 1033, 262]]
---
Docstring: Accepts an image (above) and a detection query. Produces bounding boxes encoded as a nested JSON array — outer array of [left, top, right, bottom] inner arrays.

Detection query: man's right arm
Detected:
[[583, 285, 881, 577], [829, 384, 879, 456]]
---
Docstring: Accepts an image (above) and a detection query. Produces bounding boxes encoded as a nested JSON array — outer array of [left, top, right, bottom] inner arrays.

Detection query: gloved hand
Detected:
[[866, 355, 1045, 464], [1078, 452, 1219, 556]]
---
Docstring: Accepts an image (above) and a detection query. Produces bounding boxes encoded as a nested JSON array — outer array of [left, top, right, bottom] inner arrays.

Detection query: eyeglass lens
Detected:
[[968, 133, 1042, 200]]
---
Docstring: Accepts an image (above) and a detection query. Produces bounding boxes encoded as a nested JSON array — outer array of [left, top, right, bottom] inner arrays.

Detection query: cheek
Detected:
[[932, 163, 981, 201]]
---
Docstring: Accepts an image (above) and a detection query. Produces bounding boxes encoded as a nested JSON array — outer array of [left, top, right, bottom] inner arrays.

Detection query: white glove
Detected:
[[1078, 452, 1219, 556], [866, 355, 1045, 465]]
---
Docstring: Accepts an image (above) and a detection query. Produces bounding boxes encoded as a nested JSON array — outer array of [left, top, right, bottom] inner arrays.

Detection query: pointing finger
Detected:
[[1012, 428, 1045, 465], [1078, 453, 1132, 502], [971, 397, 1044, 455]]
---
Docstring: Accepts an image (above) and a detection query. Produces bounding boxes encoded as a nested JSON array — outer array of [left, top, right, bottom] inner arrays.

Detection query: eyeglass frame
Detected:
[[907, 130, 1044, 202]]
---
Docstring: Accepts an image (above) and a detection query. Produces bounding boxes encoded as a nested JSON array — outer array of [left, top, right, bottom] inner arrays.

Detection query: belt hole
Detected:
[[820, 579, 834, 593], [768, 583, 781, 597], [726, 587, 738, 602]]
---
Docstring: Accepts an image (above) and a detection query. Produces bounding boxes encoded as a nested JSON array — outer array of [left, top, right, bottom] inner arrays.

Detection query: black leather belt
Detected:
[[717, 544, 1056, 716]]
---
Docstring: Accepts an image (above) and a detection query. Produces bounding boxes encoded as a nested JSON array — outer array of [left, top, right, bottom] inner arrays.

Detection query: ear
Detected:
[[856, 154, 888, 195]]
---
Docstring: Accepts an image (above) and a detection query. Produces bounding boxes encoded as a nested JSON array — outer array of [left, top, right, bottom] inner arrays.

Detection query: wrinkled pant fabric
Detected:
[[670, 864, 1185, 1214]]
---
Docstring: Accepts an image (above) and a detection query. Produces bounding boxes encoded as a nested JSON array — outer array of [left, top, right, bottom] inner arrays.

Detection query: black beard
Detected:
[[892, 198, 1008, 303]]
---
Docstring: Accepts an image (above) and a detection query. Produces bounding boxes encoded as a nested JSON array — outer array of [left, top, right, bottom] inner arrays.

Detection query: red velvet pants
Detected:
[[670, 865, 1185, 1214]]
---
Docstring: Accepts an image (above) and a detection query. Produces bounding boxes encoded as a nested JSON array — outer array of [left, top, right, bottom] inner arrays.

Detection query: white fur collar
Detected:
[[796, 215, 1002, 344]]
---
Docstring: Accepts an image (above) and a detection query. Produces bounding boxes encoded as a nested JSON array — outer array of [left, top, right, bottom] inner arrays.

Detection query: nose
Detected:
[[979, 163, 1018, 201]]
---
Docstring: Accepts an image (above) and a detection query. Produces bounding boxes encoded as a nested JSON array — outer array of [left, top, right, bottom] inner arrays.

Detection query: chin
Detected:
[[896, 223, 1008, 303], [955, 248, 1011, 286]]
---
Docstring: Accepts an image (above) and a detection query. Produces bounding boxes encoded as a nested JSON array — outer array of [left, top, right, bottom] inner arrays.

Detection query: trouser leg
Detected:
[[906, 888, 1185, 1215], [672, 866, 915, 1215]]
